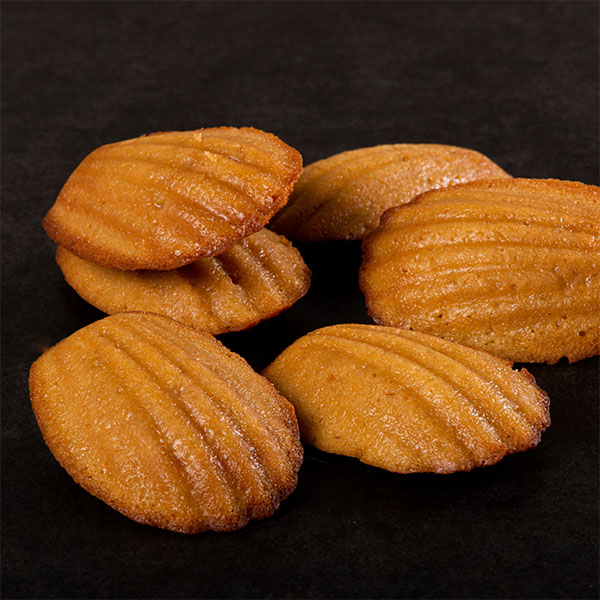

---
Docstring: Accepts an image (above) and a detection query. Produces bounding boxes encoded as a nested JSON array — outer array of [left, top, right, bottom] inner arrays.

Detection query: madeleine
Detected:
[[30, 313, 303, 533], [43, 127, 302, 270], [263, 324, 550, 474], [271, 143, 508, 240], [360, 178, 600, 363]]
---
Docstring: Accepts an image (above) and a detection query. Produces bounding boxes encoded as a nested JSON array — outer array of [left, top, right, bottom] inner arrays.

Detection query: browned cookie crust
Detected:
[[56, 229, 311, 335], [263, 324, 550, 474], [29, 313, 303, 533], [43, 127, 302, 270], [270, 143, 509, 240], [360, 178, 600, 363]]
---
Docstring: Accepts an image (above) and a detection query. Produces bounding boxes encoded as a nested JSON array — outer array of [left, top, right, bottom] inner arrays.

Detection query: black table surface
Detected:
[[2, 2, 598, 599]]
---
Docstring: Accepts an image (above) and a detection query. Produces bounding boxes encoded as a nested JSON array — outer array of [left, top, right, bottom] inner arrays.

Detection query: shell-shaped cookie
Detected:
[[263, 324, 550, 474], [29, 313, 303, 533], [270, 144, 509, 241], [360, 178, 600, 364], [43, 127, 302, 270], [56, 229, 311, 335]]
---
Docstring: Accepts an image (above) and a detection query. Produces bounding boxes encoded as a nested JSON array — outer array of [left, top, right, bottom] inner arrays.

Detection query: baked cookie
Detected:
[[263, 324, 550, 474], [56, 229, 311, 335], [360, 178, 600, 363], [29, 313, 303, 533], [43, 127, 302, 270], [270, 143, 509, 240]]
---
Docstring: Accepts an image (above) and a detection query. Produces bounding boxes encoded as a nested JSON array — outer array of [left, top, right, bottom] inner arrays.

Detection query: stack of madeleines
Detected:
[[30, 126, 599, 533], [45, 128, 311, 334]]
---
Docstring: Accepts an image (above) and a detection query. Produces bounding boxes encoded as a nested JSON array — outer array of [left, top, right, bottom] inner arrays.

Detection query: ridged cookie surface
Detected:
[[56, 229, 311, 335], [360, 178, 600, 363], [263, 324, 550, 474], [43, 127, 302, 270], [29, 313, 303, 533], [270, 144, 509, 240]]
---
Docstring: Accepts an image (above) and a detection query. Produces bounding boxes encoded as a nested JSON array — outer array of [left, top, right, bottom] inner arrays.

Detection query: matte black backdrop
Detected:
[[2, 2, 598, 599]]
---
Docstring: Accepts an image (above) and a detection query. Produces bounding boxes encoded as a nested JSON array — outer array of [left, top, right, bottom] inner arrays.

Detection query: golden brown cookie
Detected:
[[360, 178, 600, 363], [29, 313, 303, 533], [270, 143, 509, 240], [56, 229, 311, 335], [43, 127, 302, 270], [263, 324, 550, 474]]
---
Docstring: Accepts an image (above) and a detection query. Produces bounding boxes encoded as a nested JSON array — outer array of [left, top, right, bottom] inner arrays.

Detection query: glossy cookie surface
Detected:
[[43, 127, 302, 270], [56, 229, 311, 335], [360, 178, 600, 363], [263, 324, 550, 474], [270, 143, 509, 240], [29, 313, 303, 533]]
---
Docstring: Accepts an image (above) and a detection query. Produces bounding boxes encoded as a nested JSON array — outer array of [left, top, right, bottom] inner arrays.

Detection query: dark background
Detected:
[[2, 2, 598, 598]]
